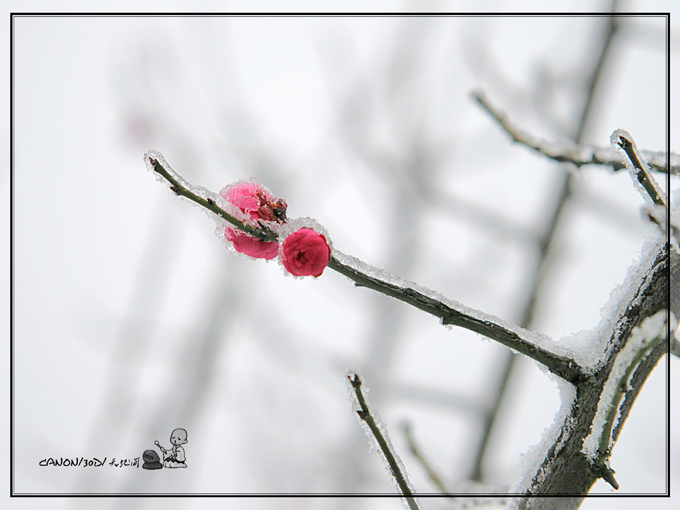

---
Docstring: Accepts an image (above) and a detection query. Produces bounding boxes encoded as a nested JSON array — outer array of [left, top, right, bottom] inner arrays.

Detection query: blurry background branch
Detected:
[[468, 10, 621, 486], [473, 91, 678, 175], [401, 421, 452, 495]]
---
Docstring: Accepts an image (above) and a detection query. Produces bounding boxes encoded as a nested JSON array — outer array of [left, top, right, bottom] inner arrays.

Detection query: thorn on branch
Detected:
[[603, 470, 619, 491], [593, 463, 620, 490]]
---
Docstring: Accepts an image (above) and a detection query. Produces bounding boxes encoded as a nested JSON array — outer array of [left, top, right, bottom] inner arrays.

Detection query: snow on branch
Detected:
[[329, 251, 585, 384], [581, 310, 671, 471], [473, 91, 678, 176], [514, 241, 670, 508], [146, 150, 587, 385]]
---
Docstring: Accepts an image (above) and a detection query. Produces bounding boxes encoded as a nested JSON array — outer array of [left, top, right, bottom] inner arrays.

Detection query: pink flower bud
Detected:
[[219, 179, 287, 260], [221, 180, 287, 223], [280, 228, 332, 277]]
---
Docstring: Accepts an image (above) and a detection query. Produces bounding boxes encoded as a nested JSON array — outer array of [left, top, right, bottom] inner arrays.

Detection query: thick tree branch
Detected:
[[473, 91, 678, 176], [516, 241, 670, 510]]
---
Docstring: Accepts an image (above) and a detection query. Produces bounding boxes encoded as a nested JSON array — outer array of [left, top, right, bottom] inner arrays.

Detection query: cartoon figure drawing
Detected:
[[154, 428, 188, 468]]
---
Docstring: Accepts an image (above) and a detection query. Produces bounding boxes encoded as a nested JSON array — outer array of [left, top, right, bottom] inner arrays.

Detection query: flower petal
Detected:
[[280, 228, 331, 277]]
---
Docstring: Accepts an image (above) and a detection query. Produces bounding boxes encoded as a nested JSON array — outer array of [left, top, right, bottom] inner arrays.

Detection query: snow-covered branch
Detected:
[[474, 91, 678, 175], [582, 310, 670, 473], [347, 372, 420, 510], [147, 150, 587, 385], [612, 129, 668, 209], [514, 241, 670, 509], [328, 251, 585, 384]]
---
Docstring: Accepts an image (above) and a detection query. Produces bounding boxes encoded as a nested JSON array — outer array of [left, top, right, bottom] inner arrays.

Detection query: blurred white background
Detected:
[[4, 2, 679, 510]]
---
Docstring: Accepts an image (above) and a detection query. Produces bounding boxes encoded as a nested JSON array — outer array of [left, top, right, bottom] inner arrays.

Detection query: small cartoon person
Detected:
[[154, 428, 188, 468]]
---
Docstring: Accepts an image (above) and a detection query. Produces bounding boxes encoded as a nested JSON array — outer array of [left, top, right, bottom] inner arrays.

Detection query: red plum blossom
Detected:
[[280, 228, 332, 277], [219, 180, 287, 260]]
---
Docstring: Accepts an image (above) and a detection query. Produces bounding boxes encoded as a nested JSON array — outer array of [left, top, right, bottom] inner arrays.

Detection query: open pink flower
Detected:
[[219, 180, 287, 260], [280, 228, 331, 277]]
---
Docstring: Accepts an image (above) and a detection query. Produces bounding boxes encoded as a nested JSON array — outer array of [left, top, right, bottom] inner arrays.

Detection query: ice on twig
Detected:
[[332, 250, 553, 349], [144, 150, 182, 187], [144, 149, 234, 219]]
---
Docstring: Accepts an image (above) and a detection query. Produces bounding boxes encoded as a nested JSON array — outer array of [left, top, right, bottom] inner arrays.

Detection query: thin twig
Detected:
[[147, 150, 586, 384], [145, 151, 279, 242], [329, 252, 585, 384], [613, 130, 669, 209], [473, 91, 678, 175], [348, 373, 420, 510]]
